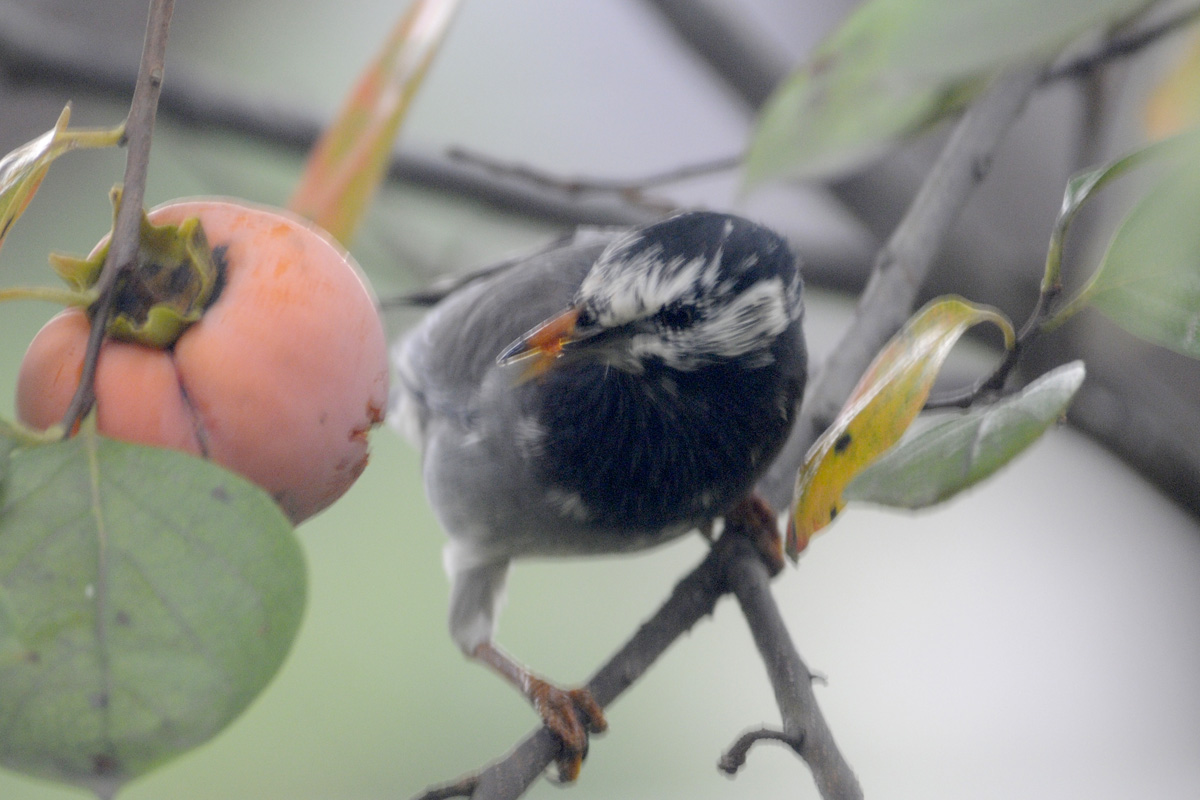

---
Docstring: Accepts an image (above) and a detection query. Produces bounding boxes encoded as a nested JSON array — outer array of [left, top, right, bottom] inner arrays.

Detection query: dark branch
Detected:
[[58, 0, 174, 432], [1047, 2, 1200, 84]]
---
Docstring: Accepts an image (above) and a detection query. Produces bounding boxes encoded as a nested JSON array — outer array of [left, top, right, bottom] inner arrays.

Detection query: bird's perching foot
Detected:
[[472, 641, 607, 782], [527, 677, 607, 781], [721, 493, 786, 576]]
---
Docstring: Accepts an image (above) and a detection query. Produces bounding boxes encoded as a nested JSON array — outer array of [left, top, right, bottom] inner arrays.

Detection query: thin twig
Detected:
[[1047, 2, 1200, 84], [57, 0, 174, 433], [718, 727, 805, 775], [446, 146, 739, 202]]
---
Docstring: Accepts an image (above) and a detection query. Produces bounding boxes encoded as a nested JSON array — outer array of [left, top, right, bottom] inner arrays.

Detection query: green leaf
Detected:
[[846, 360, 1086, 508], [1080, 142, 1200, 357], [288, 0, 461, 245], [1039, 129, 1200, 329], [788, 296, 1014, 558], [0, 106, 124, 255], [745, 0, 1154, 184], [0, 428, 306, 794]]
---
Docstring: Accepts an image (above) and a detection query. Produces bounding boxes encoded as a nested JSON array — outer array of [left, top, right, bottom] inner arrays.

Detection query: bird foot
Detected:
[[722, 493, 785, 576], [527, 678, 607, 782]]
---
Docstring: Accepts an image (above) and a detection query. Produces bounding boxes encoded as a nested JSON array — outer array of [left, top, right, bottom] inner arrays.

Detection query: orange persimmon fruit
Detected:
[[15, 198, 390, 523]]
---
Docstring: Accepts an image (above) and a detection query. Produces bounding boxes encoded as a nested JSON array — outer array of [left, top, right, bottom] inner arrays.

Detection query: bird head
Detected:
[[499, 211, 803, 379]]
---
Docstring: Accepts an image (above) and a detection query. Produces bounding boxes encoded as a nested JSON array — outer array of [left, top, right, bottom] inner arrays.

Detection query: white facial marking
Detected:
[[575, 216, 801, 372], [628, 277, 792, 370]]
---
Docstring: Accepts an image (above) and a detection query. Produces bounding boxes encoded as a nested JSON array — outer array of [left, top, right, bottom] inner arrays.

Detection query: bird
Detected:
[[391, 210, 807, 780]]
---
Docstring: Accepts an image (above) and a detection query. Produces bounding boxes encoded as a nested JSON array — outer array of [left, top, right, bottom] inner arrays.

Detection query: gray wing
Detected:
[[391, 233, 616, 445]]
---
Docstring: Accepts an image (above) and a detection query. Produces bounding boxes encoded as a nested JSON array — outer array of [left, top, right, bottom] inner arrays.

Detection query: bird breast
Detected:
[[517, 353, 800, 537]]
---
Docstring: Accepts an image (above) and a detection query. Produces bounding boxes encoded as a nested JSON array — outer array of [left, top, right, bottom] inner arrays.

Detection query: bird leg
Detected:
[[471, 640, 607, 782], [722, 492, 786, 576]]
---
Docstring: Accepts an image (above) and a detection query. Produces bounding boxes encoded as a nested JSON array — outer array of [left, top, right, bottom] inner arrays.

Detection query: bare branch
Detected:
[[724, 537, 863, 799], [58, 0, 174, 432]]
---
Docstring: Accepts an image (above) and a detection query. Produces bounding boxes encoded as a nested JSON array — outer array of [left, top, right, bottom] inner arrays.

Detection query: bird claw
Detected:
[[722, 493, 785, 576], [527, 678, 607, 782]]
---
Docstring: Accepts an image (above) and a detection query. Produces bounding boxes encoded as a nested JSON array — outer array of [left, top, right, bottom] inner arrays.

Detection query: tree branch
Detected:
[[432, 536, 727, 800], [414, 526, 855, 800], [58, 0, 174, 432], [724, 536, 862, 798]]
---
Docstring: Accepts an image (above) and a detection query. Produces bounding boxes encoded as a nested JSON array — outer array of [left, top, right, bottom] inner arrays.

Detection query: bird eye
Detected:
[[656, 301, 697, 330], [576, 306, 596, 329]]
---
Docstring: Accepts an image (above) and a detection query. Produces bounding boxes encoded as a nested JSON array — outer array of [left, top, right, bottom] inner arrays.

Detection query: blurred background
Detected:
[[1, 1, 1199, 798]]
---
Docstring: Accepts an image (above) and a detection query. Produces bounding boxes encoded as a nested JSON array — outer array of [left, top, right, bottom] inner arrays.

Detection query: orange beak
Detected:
[[498, 307, 581, 381]]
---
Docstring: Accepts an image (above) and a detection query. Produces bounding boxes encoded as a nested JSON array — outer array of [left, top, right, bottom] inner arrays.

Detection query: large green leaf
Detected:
[[1083, 143, 1200, 357], [0, 429, 305, 795], [745, 0, 1154, 184], [845, 361, 1085, 509]]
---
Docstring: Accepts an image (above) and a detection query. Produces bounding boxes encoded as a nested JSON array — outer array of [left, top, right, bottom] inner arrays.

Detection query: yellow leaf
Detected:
[[288, 0, 461, 245], [0, 106, 123, 254], [1145, 30, 1200, 140], [787, 296, 1014, 559]]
